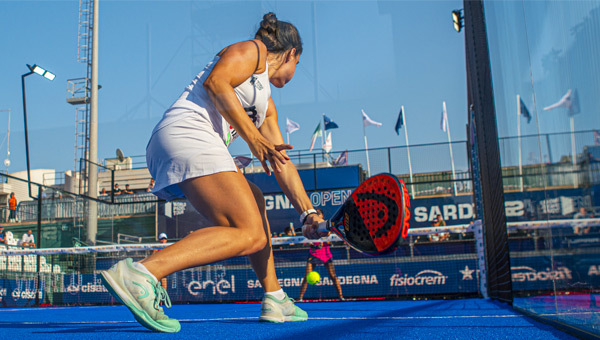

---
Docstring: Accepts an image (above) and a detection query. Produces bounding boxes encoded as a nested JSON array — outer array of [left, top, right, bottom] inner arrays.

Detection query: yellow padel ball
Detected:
[[307, 271, 320, 285]]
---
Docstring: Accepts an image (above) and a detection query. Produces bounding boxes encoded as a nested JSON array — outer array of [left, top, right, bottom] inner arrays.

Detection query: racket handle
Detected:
[[317, 220, 330, 233], [301, 220, 330, 239]]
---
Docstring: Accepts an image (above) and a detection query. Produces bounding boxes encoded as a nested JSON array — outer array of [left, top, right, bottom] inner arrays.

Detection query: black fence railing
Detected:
[[3, 131, 600, 226]]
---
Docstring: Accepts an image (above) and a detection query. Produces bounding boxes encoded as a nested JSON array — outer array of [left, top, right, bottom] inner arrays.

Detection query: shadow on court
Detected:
[[0, 299, 581, 339]]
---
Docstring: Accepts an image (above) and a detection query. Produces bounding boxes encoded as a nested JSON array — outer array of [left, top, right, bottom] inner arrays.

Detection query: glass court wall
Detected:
[[484, 1, 600, 335]]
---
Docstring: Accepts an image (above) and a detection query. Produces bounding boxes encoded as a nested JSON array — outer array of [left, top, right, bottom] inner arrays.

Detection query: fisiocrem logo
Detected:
[[511, 266, 572, 282], [390, 270, 448, 287], [188, 276, 235, 295]]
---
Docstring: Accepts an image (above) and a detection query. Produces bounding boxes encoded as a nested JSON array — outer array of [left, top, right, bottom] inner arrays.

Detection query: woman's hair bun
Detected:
[[260, 12, 278, 34], [255, 12, 303, 55]]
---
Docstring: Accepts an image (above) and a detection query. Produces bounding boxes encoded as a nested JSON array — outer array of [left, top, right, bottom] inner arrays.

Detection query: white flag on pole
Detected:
[[323, 132, 332, 153], [544, 89, 572, 112], [361, 109, 382, 127], [441, 102, 448, 132], [543, 89, 580, 115], [286, 118, 300, 134]]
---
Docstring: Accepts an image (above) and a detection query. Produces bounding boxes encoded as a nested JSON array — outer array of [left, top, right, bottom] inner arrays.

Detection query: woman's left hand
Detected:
[[248, 136, 292, 175]]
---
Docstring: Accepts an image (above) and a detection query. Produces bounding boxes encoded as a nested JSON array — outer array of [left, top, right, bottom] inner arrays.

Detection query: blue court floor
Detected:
[[0, 299, 578, 339]]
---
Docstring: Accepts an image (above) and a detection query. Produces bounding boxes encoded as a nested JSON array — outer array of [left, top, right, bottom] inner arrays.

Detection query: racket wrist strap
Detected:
[[300, 209, 317, 224]]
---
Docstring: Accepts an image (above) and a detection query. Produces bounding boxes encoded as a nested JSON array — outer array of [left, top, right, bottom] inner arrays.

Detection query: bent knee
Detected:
[[239, 230, 268, 255]]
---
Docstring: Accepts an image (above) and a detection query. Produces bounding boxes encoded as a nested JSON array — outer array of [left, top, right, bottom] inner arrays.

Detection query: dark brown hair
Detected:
[[255, 12, 303, 55]]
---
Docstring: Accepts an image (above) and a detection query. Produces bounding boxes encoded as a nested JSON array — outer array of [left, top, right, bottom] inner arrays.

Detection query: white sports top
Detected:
[[153, 55, 271, 147]]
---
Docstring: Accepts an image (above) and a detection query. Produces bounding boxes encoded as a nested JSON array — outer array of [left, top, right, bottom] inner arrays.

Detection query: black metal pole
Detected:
[[35, 185, 42, 306], [21, 70, 34, 199], [37, 184, 42, 246], [111, 168, 115, 204], [464, 0, 513, 303]]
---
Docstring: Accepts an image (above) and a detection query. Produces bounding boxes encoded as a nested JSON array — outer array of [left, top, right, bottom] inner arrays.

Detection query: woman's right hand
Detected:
[[302, 213, 328, 240], [249, 136, 292, 175]]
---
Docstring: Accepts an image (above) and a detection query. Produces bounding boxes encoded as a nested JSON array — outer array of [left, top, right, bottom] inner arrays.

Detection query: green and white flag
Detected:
[[309, 122, 322, 151]]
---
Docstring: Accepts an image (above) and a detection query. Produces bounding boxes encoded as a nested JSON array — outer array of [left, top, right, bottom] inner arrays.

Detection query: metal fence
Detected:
[[3, 130, 600, 225], [15, 193, 156, 223]]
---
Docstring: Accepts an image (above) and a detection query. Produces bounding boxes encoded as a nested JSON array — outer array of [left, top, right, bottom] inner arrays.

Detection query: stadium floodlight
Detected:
[[22, 63, 56, 199], [29, 64, 56, 81], [452, 9, 464, 33]]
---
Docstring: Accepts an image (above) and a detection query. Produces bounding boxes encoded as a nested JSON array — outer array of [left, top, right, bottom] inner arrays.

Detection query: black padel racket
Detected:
[[312, 173, 411, 256]]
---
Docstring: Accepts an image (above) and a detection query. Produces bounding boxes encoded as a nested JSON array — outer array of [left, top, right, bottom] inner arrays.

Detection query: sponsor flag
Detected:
[[394, 107, 404, 135], [594, 130, 600, 145], [543, 88, 580, 116], [286, 118, 300, 134], [309, 123, 322, 151], [519, 97, 532, 123], [333, 150, 348, 166], [323, 132, 332, 153], [361, 109, 382, 127], [323, 115, 339, 130], [440, 103, 448, 132]]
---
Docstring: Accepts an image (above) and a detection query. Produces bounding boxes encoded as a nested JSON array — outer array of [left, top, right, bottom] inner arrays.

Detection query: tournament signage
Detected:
[[157, 188, 356, 237], [147, 259, 481, 302], [0, 279, 44, 307], [410, 187, 599, 228], [157, 165, 599, 233], [1, 252, 599, 307]]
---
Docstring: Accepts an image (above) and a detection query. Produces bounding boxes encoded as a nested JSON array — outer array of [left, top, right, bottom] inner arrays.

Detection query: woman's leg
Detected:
[[325, 261, 343, 299], [245, 181, 281, 293], [140, 170, 267, 280], [298, 262, 314, 300]]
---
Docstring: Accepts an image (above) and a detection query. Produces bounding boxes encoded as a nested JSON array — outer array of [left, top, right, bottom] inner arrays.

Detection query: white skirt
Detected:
[[146, 114, 237, 201]]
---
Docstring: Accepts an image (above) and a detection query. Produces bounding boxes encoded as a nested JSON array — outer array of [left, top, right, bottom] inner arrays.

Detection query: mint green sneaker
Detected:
[[259, 293, 308, 323], [100, 258, 181, 333]]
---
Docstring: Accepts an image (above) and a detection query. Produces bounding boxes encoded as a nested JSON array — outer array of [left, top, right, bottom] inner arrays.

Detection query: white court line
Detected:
[[0, 305, 125, 312], [3, 312, 595, 325], [2, 315, 525, 325]]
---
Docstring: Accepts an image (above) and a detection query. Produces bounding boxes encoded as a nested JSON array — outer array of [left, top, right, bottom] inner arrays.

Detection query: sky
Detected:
[[0, 0, 469, 176]]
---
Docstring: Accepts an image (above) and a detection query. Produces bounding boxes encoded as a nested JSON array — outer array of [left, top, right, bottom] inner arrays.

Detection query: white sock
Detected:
[[132, 262, 159, 282], [265, 289, 286, 300]]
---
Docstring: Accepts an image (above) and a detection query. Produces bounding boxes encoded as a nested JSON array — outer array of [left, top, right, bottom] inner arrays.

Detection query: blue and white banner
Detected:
[[0, 278, 44, 307], [1, 252, 600, 307], [158, 182, 600, 235]]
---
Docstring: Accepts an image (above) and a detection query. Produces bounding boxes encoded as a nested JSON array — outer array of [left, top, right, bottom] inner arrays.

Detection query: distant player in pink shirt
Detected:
[[298, 209, 344, 301]]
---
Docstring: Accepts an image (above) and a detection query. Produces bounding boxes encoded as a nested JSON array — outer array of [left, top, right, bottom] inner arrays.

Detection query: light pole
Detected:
[[22, 64, 55, 199], [0, 109, 9, 174]]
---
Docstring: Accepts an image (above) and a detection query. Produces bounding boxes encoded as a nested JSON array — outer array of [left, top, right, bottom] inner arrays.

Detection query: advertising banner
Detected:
[[1, 252, 600, 306], [0, 278, 44, 307], [156, 162, 599, 234]]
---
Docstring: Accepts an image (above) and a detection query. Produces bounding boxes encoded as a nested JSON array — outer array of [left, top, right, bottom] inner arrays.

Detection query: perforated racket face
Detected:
[[339, 174, 407, 255]]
